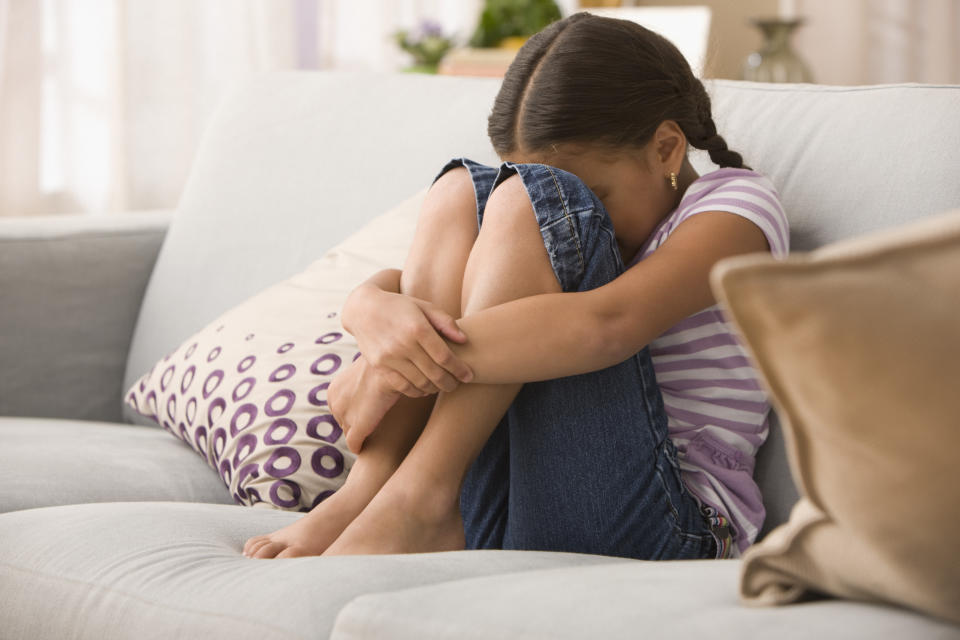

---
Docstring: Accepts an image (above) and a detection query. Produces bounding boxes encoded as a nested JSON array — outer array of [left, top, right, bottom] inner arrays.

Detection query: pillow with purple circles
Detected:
[[125, 188, 426, 511]]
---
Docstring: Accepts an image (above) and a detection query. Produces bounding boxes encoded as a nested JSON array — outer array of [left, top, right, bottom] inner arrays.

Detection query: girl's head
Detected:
[[489, 12, 746, 169], [488, 12, 749, 255]]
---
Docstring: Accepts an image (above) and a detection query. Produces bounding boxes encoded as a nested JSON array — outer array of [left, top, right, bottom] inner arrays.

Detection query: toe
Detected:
[[246, 537, 276, 558], [252, 541, 288, 559], [243, 535, 268, 556], [275, 546, 305, 559]]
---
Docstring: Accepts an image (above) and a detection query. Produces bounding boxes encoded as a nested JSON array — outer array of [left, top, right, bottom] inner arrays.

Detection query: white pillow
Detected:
[[125, 189, 425, 510]]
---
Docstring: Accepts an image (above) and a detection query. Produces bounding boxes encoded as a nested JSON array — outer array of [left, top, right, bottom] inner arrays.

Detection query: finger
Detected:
[[384, 369, 430, 397], [346, 425, 367, 453], [419, 331, 474, 383], [421, 306, 468, 343], [387, 361, 439, 396], [411, 344, 460, 393]]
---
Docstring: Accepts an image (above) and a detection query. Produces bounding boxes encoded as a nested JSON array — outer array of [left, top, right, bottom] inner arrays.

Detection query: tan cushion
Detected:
[[125, 189, 425, 511], [709, 208, 960, 625]]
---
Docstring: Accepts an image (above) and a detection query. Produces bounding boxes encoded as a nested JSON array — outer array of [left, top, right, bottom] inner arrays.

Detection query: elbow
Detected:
[[585, 304, 636, 369]]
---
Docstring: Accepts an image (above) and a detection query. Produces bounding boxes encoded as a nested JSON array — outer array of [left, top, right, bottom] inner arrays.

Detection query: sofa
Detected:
[[2, 72, 959, 639]]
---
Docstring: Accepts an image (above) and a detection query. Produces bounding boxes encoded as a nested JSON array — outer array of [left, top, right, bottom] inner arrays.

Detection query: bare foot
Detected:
[[323, 478, 465, 556], [243, 474, 380, 559]]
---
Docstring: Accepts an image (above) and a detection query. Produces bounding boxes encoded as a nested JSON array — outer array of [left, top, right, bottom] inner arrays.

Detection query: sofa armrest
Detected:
[[0, 211, 172, 423]]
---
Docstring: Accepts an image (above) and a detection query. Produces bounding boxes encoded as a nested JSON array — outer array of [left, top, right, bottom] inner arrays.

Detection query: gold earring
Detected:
[[668, 172, 678, 191]]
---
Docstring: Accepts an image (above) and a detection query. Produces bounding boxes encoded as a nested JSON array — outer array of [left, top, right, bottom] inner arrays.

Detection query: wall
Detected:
[[631, 0, 780, 80]]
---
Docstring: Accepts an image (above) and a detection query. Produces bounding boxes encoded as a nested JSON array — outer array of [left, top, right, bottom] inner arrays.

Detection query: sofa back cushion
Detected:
[[125, 73, 960, 536]]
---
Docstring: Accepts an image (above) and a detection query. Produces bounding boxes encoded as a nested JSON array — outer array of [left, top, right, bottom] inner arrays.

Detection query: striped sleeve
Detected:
[[677, 175, 790, 258]]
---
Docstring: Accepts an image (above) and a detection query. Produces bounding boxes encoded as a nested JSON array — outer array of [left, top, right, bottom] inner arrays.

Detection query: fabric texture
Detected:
[[628, 167, 789, 556], [125, 190, 425, 510], [0, 501, 622, 640], [442, 158, 718, 561], [711, 208, 960, 625], [0, 210, 170, 422], [330, 560, 960, 640], [0, 416, 232, 514]]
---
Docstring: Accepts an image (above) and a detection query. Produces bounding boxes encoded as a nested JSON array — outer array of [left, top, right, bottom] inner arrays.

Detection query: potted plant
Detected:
[[395, 20, 456, 74], [470, 0, 563, 48]]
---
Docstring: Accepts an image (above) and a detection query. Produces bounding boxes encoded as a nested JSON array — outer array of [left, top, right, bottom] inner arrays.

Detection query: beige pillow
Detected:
[[710, 209, 960, 625], [126, 189, 425, 510]]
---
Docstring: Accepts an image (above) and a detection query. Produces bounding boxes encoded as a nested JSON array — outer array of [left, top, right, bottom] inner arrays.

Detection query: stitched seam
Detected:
[[545, 166, 584, 275], [0, 560, 307, 640]]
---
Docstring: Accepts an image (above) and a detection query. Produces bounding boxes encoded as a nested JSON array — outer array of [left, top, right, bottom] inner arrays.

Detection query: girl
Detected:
[[243, 12, 788, 561]]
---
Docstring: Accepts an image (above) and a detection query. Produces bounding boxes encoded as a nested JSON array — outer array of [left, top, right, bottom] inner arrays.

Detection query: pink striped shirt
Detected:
[[628, 167, 789, 556]]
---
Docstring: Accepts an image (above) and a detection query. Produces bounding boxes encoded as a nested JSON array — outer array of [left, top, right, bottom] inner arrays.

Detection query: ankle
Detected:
[[342, 456, 399, 496], [385, 464, 462, 524]]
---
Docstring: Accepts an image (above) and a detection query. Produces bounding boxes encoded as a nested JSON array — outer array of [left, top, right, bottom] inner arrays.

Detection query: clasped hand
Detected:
[[328, 284, 473, 453]]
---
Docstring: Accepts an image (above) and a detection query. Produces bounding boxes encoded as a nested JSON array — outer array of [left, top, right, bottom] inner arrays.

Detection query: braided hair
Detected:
[[488, 12, 750, 170]]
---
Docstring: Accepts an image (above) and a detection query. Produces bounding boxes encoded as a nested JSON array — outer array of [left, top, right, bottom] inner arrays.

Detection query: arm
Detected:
[[342, 268, 473, 395], [451, 211, 770, 384]]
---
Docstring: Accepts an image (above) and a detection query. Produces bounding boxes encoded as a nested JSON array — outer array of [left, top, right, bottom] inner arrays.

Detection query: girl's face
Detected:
[[505, 141, 688, 264]]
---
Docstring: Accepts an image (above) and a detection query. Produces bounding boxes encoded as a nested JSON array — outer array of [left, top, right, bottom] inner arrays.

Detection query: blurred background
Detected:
[[1, 0, 958, 218]]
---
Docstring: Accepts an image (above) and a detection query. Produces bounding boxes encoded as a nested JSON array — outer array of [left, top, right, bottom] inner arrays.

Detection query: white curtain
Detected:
[[0, 0, 524, 217], [794, 0, 960, 86]]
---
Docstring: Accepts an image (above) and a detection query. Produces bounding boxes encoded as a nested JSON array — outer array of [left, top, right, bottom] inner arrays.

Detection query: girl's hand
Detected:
[[328, 355, 402, 453], [343, 284, 474, 397]]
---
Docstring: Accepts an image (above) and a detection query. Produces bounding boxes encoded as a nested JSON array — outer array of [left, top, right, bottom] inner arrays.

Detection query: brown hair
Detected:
[[488, 12, 748, 169]]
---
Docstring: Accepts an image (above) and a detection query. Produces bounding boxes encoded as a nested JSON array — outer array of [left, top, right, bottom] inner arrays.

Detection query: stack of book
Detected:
[[438, 47, 519, 77]]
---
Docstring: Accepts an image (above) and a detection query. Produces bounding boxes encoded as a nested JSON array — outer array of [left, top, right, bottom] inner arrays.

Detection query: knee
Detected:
[[480, 174, 533, 232], [400, 167, 478, 302], [421, 167, 477, 231], [461, 175, 560, 314]]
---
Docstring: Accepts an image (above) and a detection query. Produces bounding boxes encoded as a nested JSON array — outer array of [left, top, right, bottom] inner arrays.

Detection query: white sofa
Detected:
[[2, 72, 959, 639]]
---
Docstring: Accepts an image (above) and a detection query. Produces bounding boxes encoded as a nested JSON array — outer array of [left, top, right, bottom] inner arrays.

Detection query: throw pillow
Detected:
[[710, 208, 960, 624], [126, 189, 426, 511]]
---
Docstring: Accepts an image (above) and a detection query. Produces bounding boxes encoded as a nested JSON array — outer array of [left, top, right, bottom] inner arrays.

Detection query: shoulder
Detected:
[[674, 168, 789, 258]]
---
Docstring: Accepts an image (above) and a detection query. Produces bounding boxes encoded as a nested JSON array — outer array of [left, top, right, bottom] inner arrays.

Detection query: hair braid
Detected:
[[687, 83, 750, 170]]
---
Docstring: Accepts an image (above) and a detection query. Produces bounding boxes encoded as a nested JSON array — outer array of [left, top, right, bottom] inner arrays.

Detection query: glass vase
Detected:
[[742, 18, 813, 83]]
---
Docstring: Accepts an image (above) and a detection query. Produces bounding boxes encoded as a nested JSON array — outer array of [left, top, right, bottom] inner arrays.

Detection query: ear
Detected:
[[647, 120, 687, 175]]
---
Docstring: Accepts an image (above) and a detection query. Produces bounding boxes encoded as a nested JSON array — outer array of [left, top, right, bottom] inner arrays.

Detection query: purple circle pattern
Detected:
[[229, 403, 258, 436], [269, 479, 302, 508], [126, 318, 354, 512], [307, 414, 342, 443], [207, 397, 227, 427], [264, 389, 295, 417], [311, 446, 344, 478], [180, 365, 196, 393], [264, 447, 302, 478], [232, 376, 256, 402], [160, 365, 175, 391], [269, 364, 296, 382], [202, 370, 224, 399], [310, 354, 342, 376], [307, 383, 330, 407], [264, 418, 297, 445], [185, 397, 197, 425]]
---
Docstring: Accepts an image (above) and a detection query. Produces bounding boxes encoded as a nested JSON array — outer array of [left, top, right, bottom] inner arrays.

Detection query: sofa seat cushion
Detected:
[[0, 417, 232, 513], [0, 502, 622, 640], [330, 560, 960, 640]]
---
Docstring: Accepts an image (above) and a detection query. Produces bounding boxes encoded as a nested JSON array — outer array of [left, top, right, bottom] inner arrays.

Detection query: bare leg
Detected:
[[323, 176, 562, 555], [243, 168, 478, 559]]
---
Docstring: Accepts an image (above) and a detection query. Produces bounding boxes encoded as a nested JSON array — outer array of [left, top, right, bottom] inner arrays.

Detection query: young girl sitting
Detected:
[[243, 11, 788, 561]]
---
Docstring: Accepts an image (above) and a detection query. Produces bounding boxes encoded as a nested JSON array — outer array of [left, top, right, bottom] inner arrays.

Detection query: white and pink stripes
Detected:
[[630, 167, 789, 556]]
